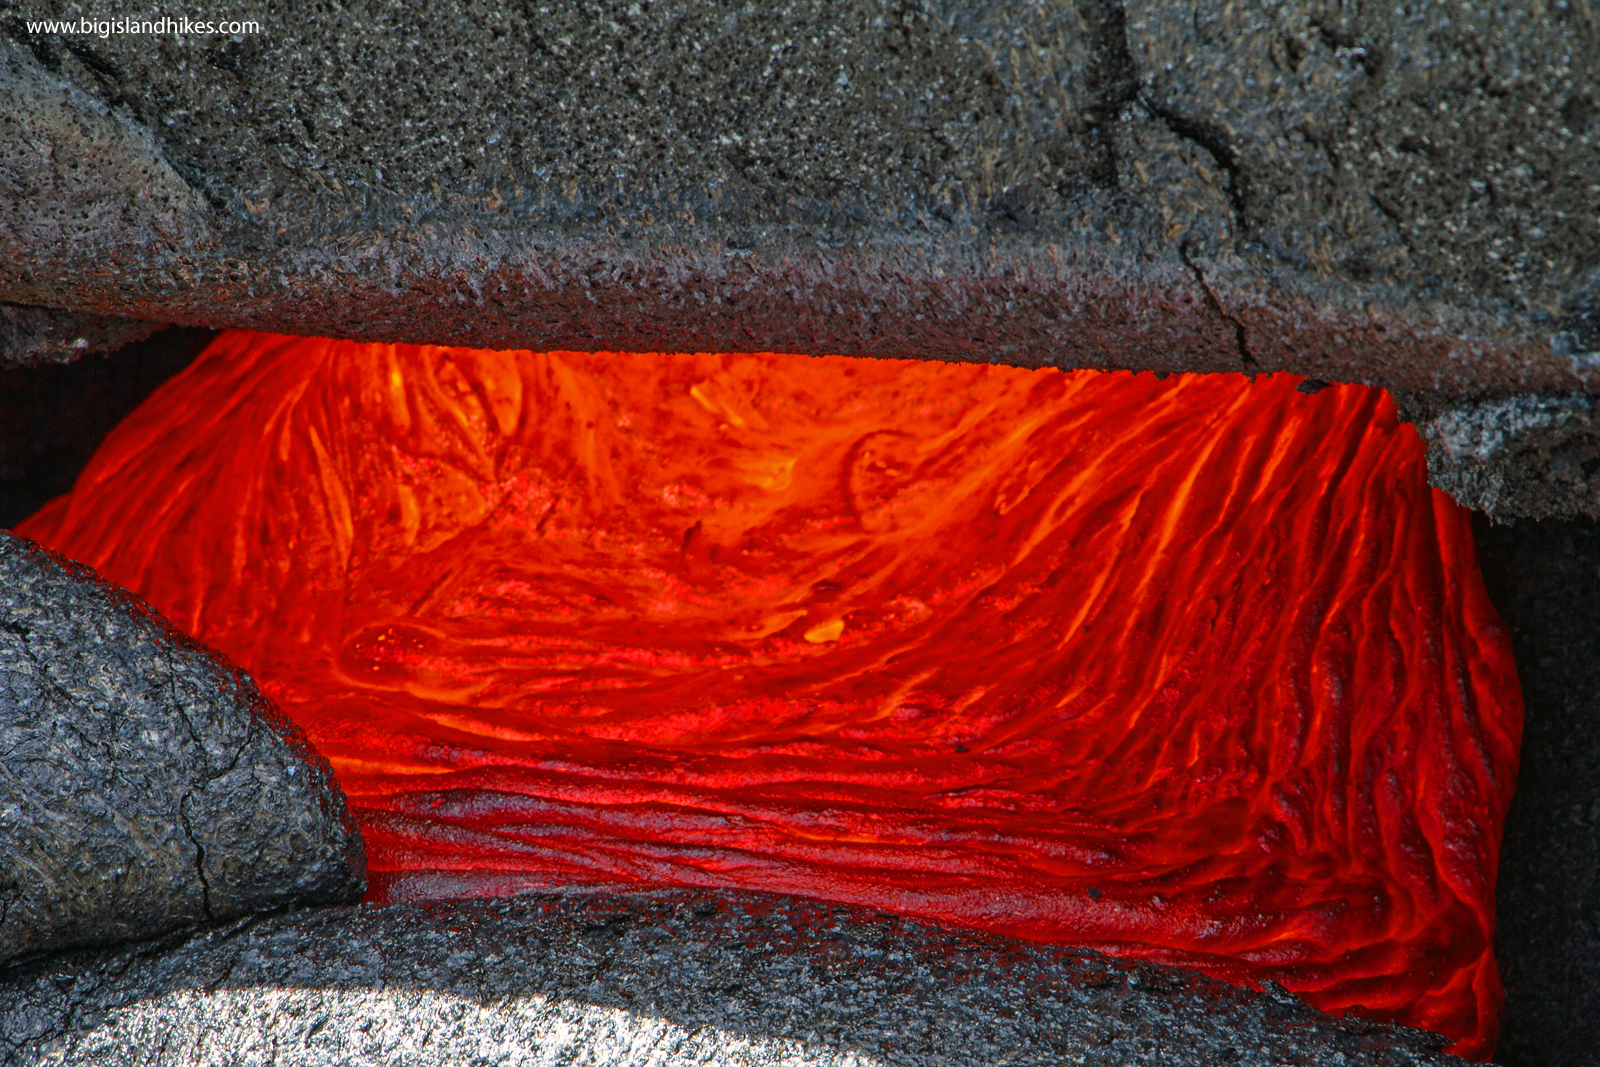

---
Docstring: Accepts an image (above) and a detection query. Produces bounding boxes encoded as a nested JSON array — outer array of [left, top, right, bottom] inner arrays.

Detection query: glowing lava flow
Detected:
[[17, 330, 1520, 1057]]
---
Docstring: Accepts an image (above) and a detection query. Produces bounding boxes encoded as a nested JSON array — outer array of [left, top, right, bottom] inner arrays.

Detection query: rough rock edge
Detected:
[[0, 531, 367, 965], [0, 889, 1467, 1067], [4, 18, 1593, 518], [0, 303, 161, 367], [1393, 391, 1600, 522], [0, 31, 1573, 400]]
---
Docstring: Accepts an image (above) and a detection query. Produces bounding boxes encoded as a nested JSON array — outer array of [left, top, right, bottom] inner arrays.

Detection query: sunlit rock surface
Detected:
[[0, 890, 1465, 1067]]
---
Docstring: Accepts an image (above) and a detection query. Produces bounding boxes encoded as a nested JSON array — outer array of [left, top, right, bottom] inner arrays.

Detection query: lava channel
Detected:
[[17, 329, 1522, 1057]]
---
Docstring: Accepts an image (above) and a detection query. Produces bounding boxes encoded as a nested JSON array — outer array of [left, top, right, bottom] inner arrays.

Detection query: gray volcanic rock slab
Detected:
[[0, 531, 366, 964], [1398, 392, 1600, 521], [0, 890, 1464, 1067], [0, 2, 1594, 396], [1129, 0, 1600, 375], [0, 304, 159, 368]]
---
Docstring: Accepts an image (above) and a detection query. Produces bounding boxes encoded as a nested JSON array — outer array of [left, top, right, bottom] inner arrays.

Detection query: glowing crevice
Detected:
[[19, 330, 1521, 1058]]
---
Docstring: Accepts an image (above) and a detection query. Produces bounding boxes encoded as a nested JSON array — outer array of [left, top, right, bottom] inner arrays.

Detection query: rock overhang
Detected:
[[5, 1, 1597, 516], [0, 0, 1594, 384]]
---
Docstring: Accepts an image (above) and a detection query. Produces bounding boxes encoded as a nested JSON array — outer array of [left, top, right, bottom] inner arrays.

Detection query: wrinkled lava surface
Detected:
[[18, 330, 1521, 1057]]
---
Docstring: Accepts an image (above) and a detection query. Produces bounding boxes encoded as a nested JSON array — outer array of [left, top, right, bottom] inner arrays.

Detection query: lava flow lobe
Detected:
[[18, 330, 1521, 1057]]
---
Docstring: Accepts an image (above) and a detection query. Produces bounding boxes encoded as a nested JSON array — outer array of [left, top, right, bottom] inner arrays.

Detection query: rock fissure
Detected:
[[1, 621, 88, 733], [1176, 242, 1257, 367], [176, 794, 215, 923], [1140, 99, 1248, 232], [163, 647, 210, 756], [1079, 0, 1144, 187]]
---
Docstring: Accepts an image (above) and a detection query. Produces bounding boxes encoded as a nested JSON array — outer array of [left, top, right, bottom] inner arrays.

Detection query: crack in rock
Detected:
[[0, 531, 366, 966], [1176, 242, 1257, 368]]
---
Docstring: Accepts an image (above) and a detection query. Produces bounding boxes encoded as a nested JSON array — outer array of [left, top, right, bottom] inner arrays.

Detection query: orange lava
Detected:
[[18, 330, 1521, 1057]]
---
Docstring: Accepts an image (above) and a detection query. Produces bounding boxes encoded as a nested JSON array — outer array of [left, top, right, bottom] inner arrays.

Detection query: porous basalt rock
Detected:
[[6, 2, 1600, 517], [0, 2, 1595, 397], [0, 304, 159, 368], [0, 890, 1464, 1067], [0, 531, 366, 965], [1128, 0, 1600, 368], [1396, 392, 1600, 521]]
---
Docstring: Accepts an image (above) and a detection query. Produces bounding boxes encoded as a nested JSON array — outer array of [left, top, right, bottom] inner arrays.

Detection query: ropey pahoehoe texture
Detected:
[[13, 330, 1522, 1055]]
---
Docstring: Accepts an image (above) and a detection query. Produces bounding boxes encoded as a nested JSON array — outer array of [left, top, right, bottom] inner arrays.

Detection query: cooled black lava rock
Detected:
[[0, 531, 366, 965], [0, 889, 1463, 1067], [1396, 392, 1600, 522], [1, 1, 1596, 397], [5, 1, 1600, 516], [0, 304, 158, 368]]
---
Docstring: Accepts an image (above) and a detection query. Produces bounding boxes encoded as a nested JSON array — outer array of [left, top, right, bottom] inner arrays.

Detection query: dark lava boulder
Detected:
[[0, 531, 365, 964]]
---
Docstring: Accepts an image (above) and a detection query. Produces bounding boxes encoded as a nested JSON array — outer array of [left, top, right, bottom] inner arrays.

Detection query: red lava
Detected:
[[18, 330, 1522, 1057]]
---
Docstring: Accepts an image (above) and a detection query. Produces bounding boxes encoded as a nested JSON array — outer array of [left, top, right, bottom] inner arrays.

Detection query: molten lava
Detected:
[[18, 330, 1520, 1057]]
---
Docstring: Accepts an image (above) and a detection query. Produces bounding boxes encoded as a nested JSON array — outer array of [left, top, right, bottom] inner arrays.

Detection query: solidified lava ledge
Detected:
[[17, 330, 1522, 1058]]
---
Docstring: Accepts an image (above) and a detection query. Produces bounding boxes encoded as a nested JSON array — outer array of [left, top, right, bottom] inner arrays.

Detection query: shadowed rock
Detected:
[[1476, 519, 1600, 1066], [0, 531, 366, 964], [0, 889, 1464, 1067], [1397, 392, 1600, 521], [0, 305, 159, 367]]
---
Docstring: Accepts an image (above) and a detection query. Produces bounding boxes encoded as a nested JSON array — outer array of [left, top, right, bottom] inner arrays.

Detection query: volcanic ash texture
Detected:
[[17, 330, 1522, 1056], [0, 531, 367, 963]]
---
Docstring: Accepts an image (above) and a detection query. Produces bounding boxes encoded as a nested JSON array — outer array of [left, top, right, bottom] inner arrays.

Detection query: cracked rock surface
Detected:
[[0, 1, 1595, 394], [0, 889, 1464, 1067], [0, 531, 366, 965]]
